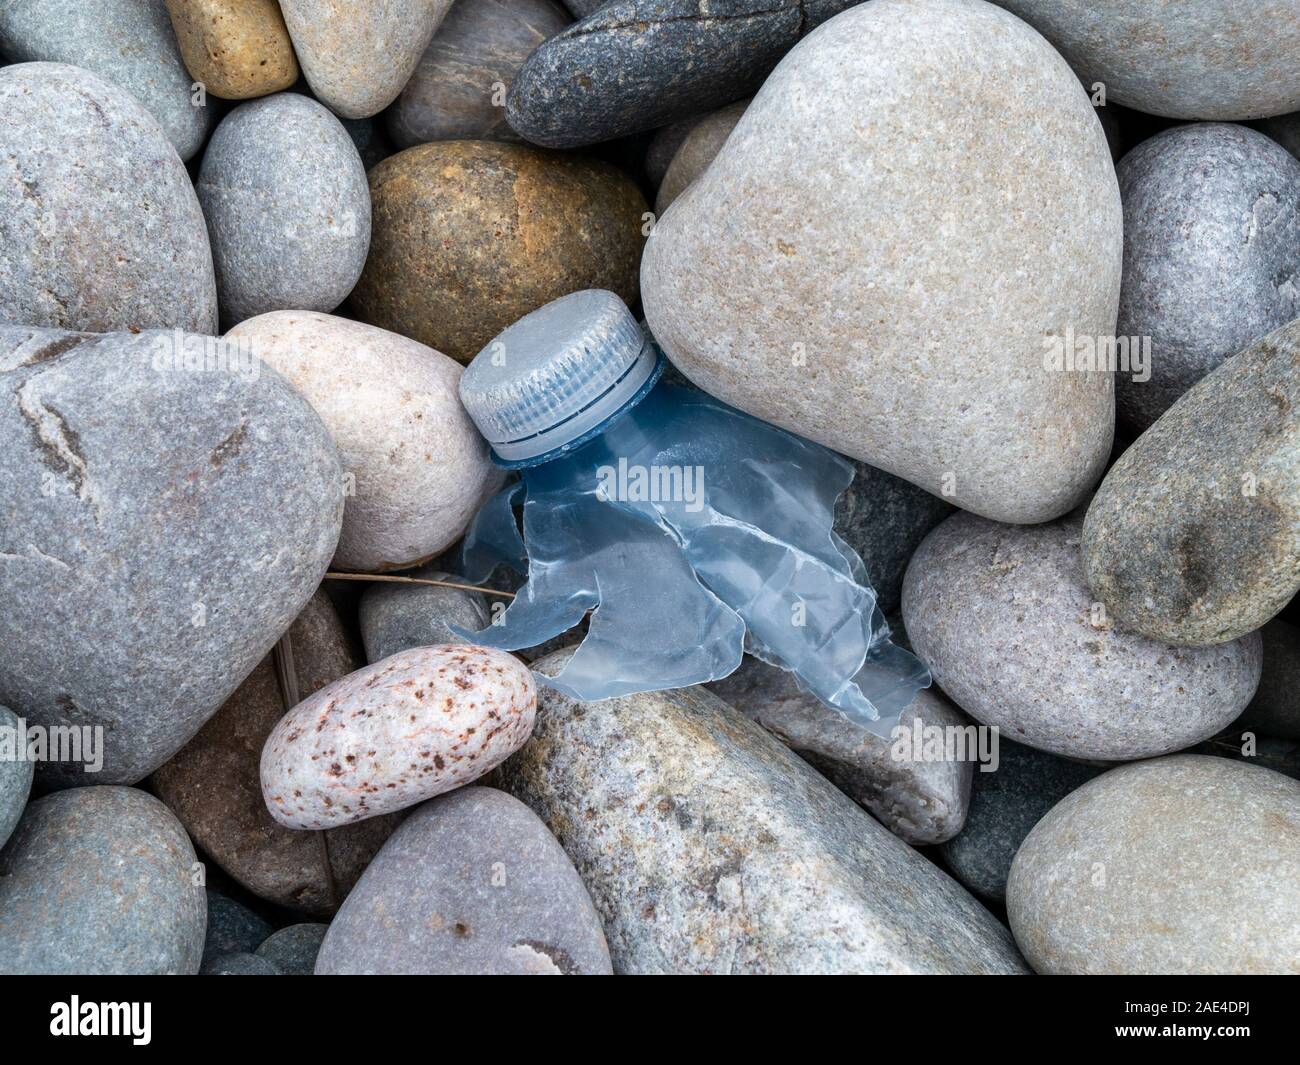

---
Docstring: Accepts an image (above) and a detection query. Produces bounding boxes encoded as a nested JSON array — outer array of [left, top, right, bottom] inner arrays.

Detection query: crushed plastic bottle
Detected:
[[453, 289, 930, 736]]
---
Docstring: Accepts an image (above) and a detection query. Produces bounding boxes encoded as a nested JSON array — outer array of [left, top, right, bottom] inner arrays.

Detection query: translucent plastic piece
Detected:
[[457, 380, 930, 736]]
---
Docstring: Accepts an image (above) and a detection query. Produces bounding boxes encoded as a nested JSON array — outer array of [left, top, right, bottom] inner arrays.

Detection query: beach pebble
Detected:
[[0, 0, 212, 160], [0, 705, 34, 850], [655, 100, 747, 215], [198, 94, 371, 327], [226, 312, 497, 571], [261, 645, 536, 829], [835, 460, 954, 614], [708, 656, 973, 845], [255, 924, 328, 975], [0, 63, 217, 334], [496, 648, 1028, 974], [507, 0, 858, 148], [1114, 124, 1300, 429], [204, 890, 273, 961], [202, 952, 280, 975], [642, 0, 1121, 524], [645, 115, 705, 188], [903, 511, 1262, 761], [1007, 755, 1300, 974], [359, 570, 491, 663], [1234, 619, 1300, 741], [152, 592, 398, 916], [353, 141, 646, 363], [939, 738, 1102, 903], [0, 326, 343, 786], [0, 787, 205, 975], [316, 787, 612, 974], [279, 0, 453, 119], [388, 0, 571, 148], [340, 116, 395, 171], [992, 0, 1300, 121], [166, 0, 299, 101], [1083, 319, 1300, 646]]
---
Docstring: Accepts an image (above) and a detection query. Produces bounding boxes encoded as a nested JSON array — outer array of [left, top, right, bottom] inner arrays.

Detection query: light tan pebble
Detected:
[[165, 0, 299, 100]]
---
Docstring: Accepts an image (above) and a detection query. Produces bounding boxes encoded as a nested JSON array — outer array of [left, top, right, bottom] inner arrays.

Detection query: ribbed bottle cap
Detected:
[[459, 290, 659, 465]]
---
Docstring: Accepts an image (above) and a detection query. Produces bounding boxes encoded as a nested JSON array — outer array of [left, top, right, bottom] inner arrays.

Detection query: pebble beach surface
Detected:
[[0, 0, 1297, 979]]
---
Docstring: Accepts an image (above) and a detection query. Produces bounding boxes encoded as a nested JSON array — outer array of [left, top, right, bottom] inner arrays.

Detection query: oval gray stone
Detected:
[[203, 889, 273, 962], [198, 94, 371, 327], [903, 511, 1262, 761], [708, 655, 973, 845], [0, 62, 218, 334], [0, 786, 206, 975], [0, 0, 212, 160], [388, 0, 571, 148], [496, 648, 1028, 974], [316, 787, 613, 974], [1115, 124, 1300, 429], [255, 923, 328, 975], [991, 0, 1300, 121], [1234, 618, 1300, 740], [655, 99, 747, 215], [0, 704, 34, 850], [1007, 754, 1300, 974], [202, 952, 280, 975], [359, 569, 491, 663], [1083, 318, 1300, 646], [0, 327, 343, 786]]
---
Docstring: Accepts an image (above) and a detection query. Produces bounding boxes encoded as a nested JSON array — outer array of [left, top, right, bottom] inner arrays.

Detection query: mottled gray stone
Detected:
[[0, 787, 206, 974], [835, 460, 955, 614], [1114, 124, 1300, 429], [0, 0, 212, 160], [1008, 755, 1300, 974], [507, 0, 861, 148], [1083, 319, 1300, 646], [644, 114, 705, 187], [198, 94, 371, 327], [0, 63, 218, 334], [642, 0, 1121, 525], [0, 327, 343, 786], [1234, 619, 1300, 740], [655, 98, 747, 215], [339, 116, 395, 172], [0, 704, 34, 850], [203, 890, 273, 961], [708, 656, 972, 845], [279, 0, 454, 120], [496, 648, 1029, 974], [904, 511, 1262, 760], [1258, 111, 1300, 160], [202, 952, 280, 975], [389, 0, 571, 148], [359, 569, 491, 663], [991, 1, 1300, 121], [316, 787, 612, 974], [256, 923, 328, 975], [938, 738, 1102, 903]]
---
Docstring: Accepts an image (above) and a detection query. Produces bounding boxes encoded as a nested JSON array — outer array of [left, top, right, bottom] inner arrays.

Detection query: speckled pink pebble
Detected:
[[260, 645, 536, 829]]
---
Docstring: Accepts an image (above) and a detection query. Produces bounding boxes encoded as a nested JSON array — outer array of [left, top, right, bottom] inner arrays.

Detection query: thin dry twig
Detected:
[[324, 571, 518, 600]]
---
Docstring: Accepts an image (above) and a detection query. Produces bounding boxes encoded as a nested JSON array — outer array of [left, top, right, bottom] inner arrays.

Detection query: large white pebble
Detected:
[[227, 311, 500, 571], [261, 645, 537, 829], [641, 0, 1121, 524]]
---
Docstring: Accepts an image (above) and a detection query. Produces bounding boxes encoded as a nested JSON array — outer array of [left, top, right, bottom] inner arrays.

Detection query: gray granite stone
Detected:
[[495, 648, 1029, 974], [1233, 618, 1300, 740], [1083, 319, 1300, 646], [198, 94, 371, 327], [0, 787, 206, 974], [316, 786, 612, 974], [0, 327, 343, 786], [904, 511, 1262, 760], [0, 63, 218, 334], [939, 738, 1102, 903], [389, 0, 570, 148], [359, 569, 492, 663], [644, 114, 705, 187], [202, 952, 280, 975], [1008, 755, 1300, 974], [991, 1, 1300, 121], [655, 98, 748, 215], [708, 655, 973, 845], [279, 0, 453, 120], [0, 705, 33, 851], [0, 0, 213, 160], [203, 890, 273, 961], [642, 0, 1121, 525], [256, 923, 328, 975], [507, 0, 861, 148], [1114, 124, 1300, 430]]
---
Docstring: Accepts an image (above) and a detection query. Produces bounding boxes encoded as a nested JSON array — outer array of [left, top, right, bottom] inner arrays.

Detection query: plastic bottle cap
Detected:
[[459, 290, 660, 465]]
